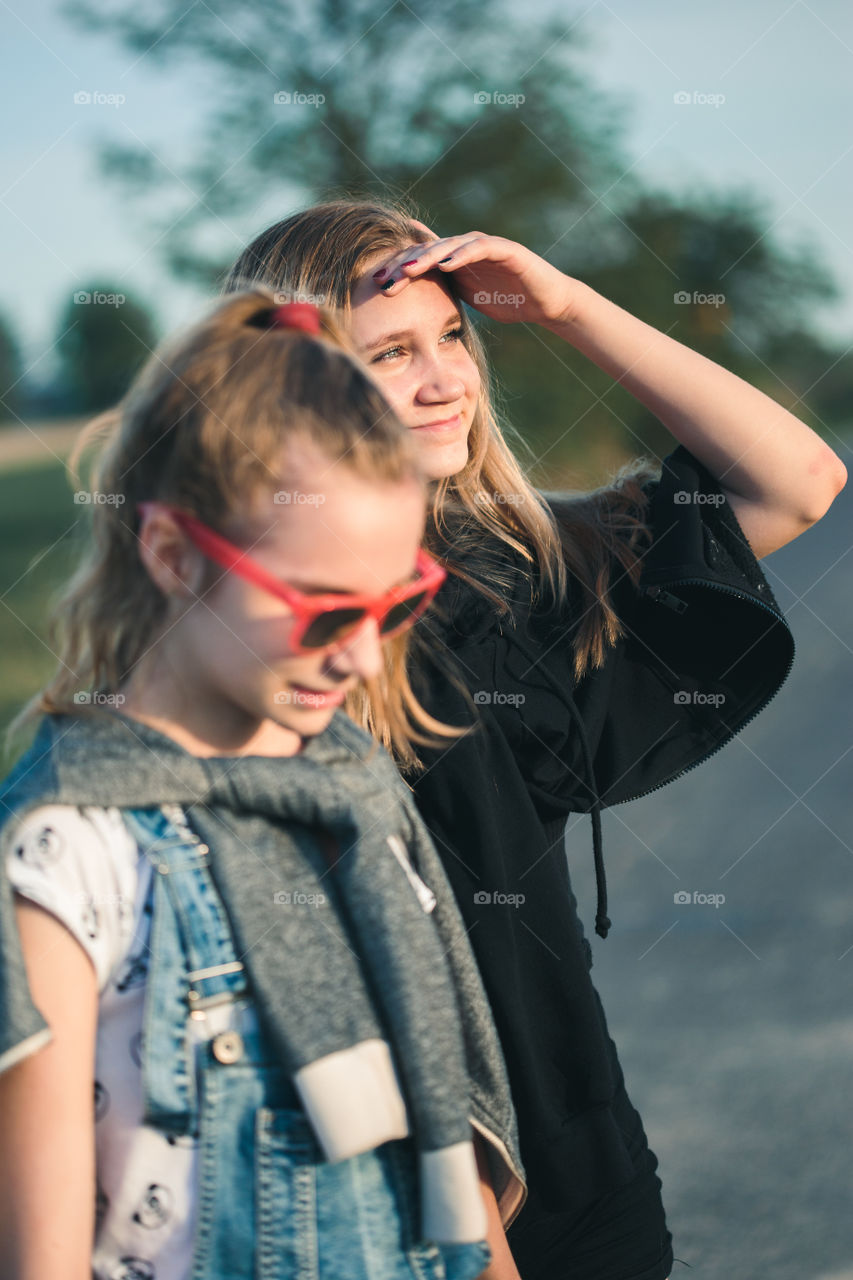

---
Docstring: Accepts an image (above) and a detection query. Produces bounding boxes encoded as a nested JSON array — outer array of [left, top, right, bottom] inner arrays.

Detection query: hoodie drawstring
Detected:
[[504, 632, 611, 940]]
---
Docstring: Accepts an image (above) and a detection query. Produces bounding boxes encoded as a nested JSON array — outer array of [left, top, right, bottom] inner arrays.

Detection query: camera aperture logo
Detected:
[[674, 890, 725, 908]]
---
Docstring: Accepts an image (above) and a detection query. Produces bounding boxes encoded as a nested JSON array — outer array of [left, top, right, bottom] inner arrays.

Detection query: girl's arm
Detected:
[[0, 897, 98, 1280], [472, 1130, 523, 1280], [378, 233, 847, 560], [543, 282, 847, 559]]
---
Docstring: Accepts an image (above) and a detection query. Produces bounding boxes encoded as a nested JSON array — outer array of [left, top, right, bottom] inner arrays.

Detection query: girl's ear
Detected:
[[136, 509, 207, 601]]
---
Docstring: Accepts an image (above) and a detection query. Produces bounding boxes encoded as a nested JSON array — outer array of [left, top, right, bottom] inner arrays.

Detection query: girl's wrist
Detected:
[[540, 278, 598, 336]]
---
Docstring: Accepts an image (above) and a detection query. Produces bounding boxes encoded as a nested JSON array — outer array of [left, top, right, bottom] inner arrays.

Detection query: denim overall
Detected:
[[120, 805, 492, 1280]]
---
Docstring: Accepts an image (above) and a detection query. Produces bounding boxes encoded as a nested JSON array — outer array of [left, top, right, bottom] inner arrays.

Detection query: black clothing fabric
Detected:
[[404, 444, 795, 1278]]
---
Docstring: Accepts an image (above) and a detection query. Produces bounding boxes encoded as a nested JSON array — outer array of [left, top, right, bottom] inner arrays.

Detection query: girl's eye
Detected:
[[374, 345, 404, 363], [372, 327, 465, 365], [441, 327, 465, 345]]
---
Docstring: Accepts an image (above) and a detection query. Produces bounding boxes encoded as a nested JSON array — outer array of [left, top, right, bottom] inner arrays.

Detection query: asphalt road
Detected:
[[562, 457, 853, 1278]]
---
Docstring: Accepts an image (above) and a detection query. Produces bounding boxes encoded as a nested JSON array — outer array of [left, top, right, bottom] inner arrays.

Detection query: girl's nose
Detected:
[[414, 359, 466, 405], [326, 615, 385, 682]]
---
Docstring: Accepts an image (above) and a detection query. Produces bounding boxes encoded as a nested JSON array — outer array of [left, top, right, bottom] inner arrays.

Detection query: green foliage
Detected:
[[62, 0, 852, 464], [0, 313, 24, 424], [0, 461, 80, 757], [54, 284, 158, 413]]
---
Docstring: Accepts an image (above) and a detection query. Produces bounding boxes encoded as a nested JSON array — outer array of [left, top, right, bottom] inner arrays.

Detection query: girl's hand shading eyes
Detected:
[[372, 232, 582, 329]]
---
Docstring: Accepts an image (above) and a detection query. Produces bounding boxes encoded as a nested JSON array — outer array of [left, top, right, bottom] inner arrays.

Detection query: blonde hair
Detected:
[[225, 201, 660, 736], [10, 288, 464, 765]]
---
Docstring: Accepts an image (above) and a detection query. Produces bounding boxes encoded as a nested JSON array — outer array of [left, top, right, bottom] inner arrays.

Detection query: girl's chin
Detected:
[[411, 434, 470, 481], [271, 701, 340, 736]]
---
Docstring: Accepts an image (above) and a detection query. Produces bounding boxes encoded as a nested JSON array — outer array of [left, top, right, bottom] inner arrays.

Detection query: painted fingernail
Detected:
[[401, 260, 418, 268], [379, 277, 396, 290], [438, 255, 453, 263], [373, 267, 388, 279]]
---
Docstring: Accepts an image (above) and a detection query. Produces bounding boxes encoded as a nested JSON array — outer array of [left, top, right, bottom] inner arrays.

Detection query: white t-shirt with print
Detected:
[[6, 802, 250, 1280]]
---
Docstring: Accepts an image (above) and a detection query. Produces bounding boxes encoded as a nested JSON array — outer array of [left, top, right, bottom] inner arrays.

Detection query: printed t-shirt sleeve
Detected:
[[5, 804, 139, 993], [486, 443, 796, 817]]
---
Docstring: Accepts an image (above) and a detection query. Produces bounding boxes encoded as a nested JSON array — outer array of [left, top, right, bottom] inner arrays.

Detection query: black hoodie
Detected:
[[403, 443, 795, 1271]]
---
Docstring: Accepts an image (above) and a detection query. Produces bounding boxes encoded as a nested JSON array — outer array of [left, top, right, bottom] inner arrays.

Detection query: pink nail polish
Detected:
[[373, 267, 388, 280], [401, 260, 418, 268]]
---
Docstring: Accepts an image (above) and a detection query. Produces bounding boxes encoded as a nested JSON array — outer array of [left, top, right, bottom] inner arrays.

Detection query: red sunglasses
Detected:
[[136, 502, 446, 654]]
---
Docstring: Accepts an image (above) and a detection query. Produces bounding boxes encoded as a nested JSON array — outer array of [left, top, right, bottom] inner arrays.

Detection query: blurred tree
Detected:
[[0, 313, 24, 425], [63, 0, 635, 283], [54, 284, 158, 414], [486, 186, 843, 476], [64, 0, 851, 466]]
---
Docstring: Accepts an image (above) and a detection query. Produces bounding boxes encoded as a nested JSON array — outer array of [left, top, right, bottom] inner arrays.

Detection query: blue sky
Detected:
[[1, 0, 851, 375]]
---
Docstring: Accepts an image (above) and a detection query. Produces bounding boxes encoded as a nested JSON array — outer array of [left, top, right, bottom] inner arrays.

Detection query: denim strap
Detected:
[[121, 805, 252, 1135]]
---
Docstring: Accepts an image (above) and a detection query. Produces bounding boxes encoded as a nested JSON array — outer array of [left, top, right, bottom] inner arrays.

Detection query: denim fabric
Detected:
[[123, 805, 491, 1280]]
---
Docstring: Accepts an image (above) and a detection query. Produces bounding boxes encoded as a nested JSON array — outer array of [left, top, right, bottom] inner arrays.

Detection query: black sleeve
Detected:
[[483, 443, 796, 818]]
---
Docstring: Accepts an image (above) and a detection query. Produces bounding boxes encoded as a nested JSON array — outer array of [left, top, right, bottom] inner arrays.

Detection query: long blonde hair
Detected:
[[224, 201, 660, 726], [10, 288, 464, 764]]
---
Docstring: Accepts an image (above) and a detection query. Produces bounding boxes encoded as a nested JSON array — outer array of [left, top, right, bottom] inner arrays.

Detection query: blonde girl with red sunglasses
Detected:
[[0, 292, 526, 1280]]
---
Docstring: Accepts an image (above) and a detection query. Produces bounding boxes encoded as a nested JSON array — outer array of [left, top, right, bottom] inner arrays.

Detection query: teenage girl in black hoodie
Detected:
[[225, 202, 846, 1279]]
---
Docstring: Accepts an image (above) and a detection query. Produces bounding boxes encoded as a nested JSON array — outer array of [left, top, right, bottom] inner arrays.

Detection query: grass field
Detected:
[[0, 459, 83, 761]]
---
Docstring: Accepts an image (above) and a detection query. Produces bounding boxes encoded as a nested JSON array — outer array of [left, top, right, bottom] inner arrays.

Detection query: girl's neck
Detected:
[[116, 702, 305, 759], [118, 660, 304, 760]]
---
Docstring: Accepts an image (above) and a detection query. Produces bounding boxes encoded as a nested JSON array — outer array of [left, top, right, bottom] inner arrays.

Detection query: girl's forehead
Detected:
[[349, 270, 460, 340], [249, 471, 426, 594]]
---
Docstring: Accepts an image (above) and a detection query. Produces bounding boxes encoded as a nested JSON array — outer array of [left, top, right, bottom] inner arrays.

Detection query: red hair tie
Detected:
[[269, 301, 321, 334]]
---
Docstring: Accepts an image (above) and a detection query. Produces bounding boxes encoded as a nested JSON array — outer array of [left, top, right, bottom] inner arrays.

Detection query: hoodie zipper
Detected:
[[618, 576, 796, 806]]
